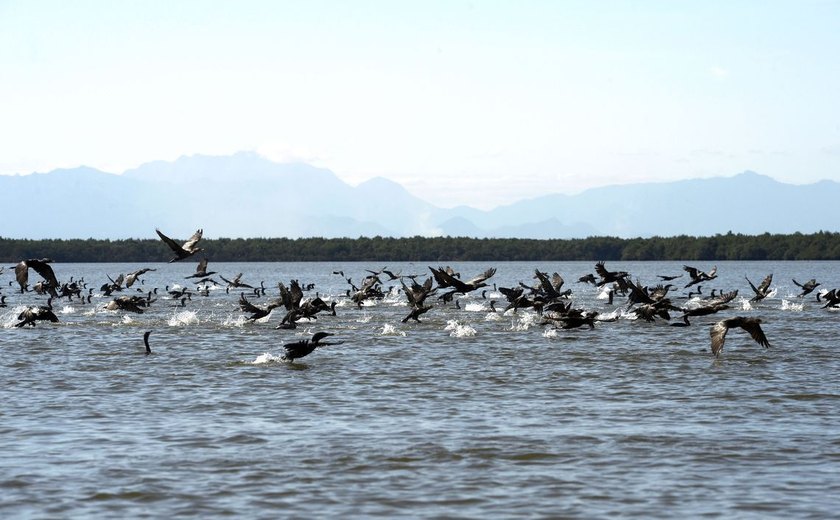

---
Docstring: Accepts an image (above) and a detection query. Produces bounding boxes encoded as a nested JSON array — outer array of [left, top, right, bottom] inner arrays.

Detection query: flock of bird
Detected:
[[5, 227, 837, 360]]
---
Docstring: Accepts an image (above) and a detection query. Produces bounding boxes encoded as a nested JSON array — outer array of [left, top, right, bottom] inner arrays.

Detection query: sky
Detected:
[[1, 1, 839, 209]]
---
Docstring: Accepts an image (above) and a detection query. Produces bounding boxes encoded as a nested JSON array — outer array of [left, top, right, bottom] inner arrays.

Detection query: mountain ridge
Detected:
[[1, 153, 837, 239]]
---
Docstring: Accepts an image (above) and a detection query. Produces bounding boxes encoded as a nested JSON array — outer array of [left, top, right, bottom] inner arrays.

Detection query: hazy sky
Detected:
[[1, 1, 839, 208]]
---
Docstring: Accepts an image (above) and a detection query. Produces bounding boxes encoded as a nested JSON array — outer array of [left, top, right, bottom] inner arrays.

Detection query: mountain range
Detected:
[[1, 152, 836, 240]]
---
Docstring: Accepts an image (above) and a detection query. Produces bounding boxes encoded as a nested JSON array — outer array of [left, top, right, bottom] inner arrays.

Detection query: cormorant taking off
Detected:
[[156, 228, 204, 262], [746, 273, 773, 302], [710, 317, 770, 357], [282, 332, 339, 362], [15, 258, 59, 295], [792, 278, 820, 298], [15, 298, 59, 327], [186, 258, 217, 279], [684, 265, 717, 288]]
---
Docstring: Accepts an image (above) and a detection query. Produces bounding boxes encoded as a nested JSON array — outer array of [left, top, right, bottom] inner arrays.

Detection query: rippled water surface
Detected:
[[2, 261, 839, 518]]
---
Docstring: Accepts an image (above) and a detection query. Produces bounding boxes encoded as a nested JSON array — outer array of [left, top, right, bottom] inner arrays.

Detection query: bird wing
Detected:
[[757, 274, 773, 294], [15, 261, 29, 288], [28, 260, 59, 288], [182, 229, 203, 252], [595, 261, 610, 279], [745, 276, 761, 296], [533, 269, 558, 298], [401, 280, 419, 306], [710, 320, 730, 356], [289, 280, 304, 307], [196, 258, 209, 274], [551, 272, 564, 292], [470, 267, 497, 285], [739, 319, 770, 349], [238, 293, 262, 313], [156, 228, 186, 254]]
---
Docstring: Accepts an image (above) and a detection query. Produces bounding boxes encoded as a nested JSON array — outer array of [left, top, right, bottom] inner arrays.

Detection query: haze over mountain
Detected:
[[1, 152, 836, 240]]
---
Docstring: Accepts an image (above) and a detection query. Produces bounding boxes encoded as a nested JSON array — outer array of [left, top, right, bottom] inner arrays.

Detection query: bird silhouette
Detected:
[[156, 228, 204, 262], [710, 317, 770, 357], [282, 332, 339, 362]]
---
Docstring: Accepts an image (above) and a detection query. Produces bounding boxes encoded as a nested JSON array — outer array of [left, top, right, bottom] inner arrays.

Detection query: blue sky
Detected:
[[1, 0, 838, 208]]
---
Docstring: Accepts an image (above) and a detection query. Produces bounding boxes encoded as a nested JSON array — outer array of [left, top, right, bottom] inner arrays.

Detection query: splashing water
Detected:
[[169, 310, 199, 327], [222, 315, 249, 327], [445, 320, 477, 337], [380, 324, 406, 336], [59, 305, 76, 315], [510, 312, 539, 331], [739, 298, 753, 311], [781, 299, 804, 312], [250, 352, 285, 364], [464, 302, 486, 312]]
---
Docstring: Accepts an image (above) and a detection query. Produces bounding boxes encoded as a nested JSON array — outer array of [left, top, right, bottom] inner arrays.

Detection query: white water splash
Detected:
[[59, 305, 76, 315], [484, 312, 502, 322], [596, 286, 612, 300], [445, 320, 477, 337], [169, 310, 199, 326], [596, 309, 622, 322], [509, 312, 539, 331], [356, 314, 373, 324], [121, 315, 135, 325], [781, 299, 804, 312], [380, 324, 406, 336], [250, 352, 285, 364], [1, 306, 27, 328], [464, 302, 486, 312], [543, 328, 559, 338], [222, 315, 249, 327], [738, 298, 753, 311]]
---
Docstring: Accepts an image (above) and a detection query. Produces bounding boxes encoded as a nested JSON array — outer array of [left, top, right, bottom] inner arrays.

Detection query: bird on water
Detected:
[[282, 332, 339, 362], [15, 298, 59, 327], [143, 331, 152, 355]]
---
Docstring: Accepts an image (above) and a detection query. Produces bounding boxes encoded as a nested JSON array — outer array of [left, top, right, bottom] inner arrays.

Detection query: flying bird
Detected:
[[684, 265, 717, 288], [282, 332, 339, 362], [14, 258, 59, 295], [710, 317, 770, 357], [746, 273, 773, 302], [185, 258, 216, 279], [125, 268, 156, 288], [156, 228, 204, 262], [792, 278, 820, 298]]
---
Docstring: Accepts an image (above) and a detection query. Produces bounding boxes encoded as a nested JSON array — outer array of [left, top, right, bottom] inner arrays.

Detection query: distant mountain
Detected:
[[1, 153, 838, 239]]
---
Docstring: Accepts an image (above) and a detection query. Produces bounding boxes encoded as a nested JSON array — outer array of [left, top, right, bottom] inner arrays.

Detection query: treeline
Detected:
[[2, 232, 840, 262]]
